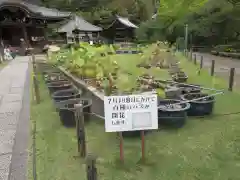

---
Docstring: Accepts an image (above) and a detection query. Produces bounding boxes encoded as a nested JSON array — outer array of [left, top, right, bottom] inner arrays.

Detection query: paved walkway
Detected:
[[0, 56, 30, 180], [193, 52, 240, 88]]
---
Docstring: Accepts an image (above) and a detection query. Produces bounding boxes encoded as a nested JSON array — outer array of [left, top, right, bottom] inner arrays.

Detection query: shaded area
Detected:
[[0, 0, 71, 55], [0, 0, 71, 19]]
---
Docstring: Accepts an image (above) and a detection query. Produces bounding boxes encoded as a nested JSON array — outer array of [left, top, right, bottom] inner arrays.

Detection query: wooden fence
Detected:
[[184, 51, 235, 91]]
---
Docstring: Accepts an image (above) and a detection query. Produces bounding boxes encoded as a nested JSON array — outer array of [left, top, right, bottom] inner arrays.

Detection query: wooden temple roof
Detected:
[[115, 15, 138, 28], [106, 15, 138, 29], [0, 0, 71, 19], [58, 15, 102, 33]]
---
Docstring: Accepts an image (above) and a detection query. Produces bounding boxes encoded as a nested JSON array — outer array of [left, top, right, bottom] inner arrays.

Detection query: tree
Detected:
[[137, 0, 240, 46], [41, 0, 153, 25]]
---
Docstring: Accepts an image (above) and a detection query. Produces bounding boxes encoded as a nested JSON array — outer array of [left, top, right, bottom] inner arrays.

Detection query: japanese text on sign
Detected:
[[104, 94, 158, 132]]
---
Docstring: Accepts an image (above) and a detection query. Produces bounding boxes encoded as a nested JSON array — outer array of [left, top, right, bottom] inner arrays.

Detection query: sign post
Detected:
[[119, 132, 124, 163], [104, 94, 158, 162], [141, 130, 145, 161]]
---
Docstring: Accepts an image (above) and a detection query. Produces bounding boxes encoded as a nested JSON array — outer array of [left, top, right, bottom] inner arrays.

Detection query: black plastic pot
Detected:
[[181, 93, 215, 116], [139, 76, 154, 85], [42, 68, 61, 75], [55, 98, 92, 127], [172, 72, 188, 83], [131, 50, 141, 54], [44, 70, 62, 75], [156, 62, 169, 69], [139, 74, 152, 80], [52, 88, 82, 102], [151, 80, 166, 89], [172, 83, 201, 95], [45, 77, 69, 84], [144, 65, 151, 69], [169, 68, 181, 75], [37, 63, 53, 71], [44, 73, 68, 83], [137, 64, 151, 69], [158, 99, 190, 128], [116, 50, 122, 54], [47, 81, 72, 94]]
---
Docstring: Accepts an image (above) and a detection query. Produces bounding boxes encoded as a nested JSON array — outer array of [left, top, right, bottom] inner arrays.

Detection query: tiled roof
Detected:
[[116, 15, 138, 28], [58, 15, 102, 32], [0, 0, 71, 19]]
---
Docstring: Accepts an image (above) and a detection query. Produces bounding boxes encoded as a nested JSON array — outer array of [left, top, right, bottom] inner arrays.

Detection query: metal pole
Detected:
[[165, 81, 224, 92], [184, 24, 188, 52]]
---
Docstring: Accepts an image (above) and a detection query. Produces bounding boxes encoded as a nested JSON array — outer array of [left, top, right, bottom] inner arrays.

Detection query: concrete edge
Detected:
[[8, 61, 31, 180], [59, 67, 104, 101], [59, 67, 157, 118], [59, 67, 105, 117]]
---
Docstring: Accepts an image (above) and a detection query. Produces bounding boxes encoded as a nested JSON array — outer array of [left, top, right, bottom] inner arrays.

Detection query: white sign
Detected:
[[104, 94, 158, 132]]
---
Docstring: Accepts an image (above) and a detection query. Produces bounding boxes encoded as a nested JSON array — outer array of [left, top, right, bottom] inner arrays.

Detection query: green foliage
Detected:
[[48, 42, 171, 94], [42, 0, 156, 26], [136, 0, 240, 46], [42, 0, 240, 46], [115, 73, 137, 92], [48, 43, 125, 93]]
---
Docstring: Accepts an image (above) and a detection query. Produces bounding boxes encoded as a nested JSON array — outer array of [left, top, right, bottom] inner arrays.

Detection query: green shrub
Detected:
[[136, 19, 166, 43]]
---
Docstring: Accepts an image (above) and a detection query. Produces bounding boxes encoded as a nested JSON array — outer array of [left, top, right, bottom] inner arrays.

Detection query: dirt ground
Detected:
[[193, 52, 240, 89]]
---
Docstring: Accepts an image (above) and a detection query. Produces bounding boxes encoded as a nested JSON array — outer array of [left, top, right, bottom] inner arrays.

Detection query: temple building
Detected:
[[0, 0, 71, 51], [101, 15, 138, 43], [58, 15, 102, 44]]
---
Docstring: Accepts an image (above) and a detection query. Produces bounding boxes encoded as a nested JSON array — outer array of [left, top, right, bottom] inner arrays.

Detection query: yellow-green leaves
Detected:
[[75, 57, 85, 67], [115, 73, 136, 92]]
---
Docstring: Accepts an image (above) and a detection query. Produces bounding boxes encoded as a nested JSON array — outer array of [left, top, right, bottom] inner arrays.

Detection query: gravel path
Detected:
[[0, 56, 30, 180], [193, 52, 240, 88]]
